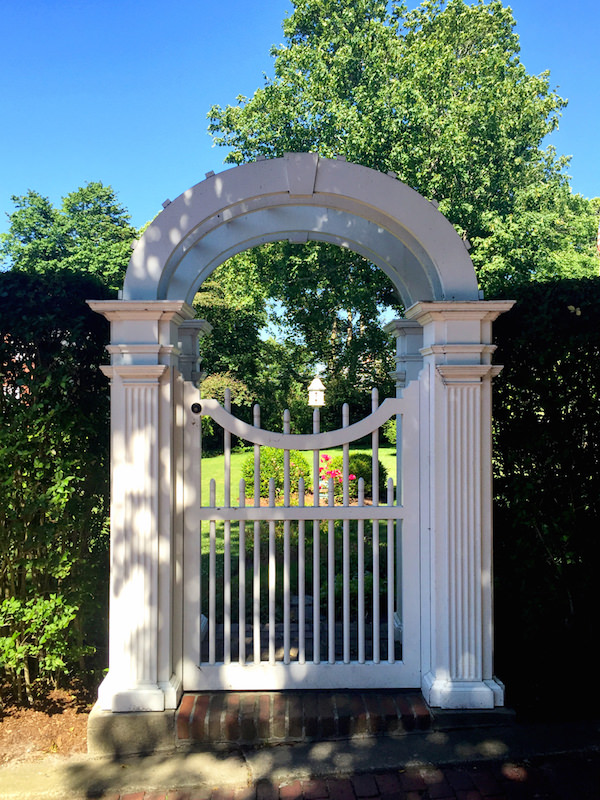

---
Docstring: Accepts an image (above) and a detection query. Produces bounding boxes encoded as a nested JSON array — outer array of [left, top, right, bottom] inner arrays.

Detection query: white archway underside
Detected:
[[160, 204, 439, 306], [123, 153, 479, 306]]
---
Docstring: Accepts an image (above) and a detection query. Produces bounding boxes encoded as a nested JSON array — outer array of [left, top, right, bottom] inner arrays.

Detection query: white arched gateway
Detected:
[[89, 154, 512, 719]]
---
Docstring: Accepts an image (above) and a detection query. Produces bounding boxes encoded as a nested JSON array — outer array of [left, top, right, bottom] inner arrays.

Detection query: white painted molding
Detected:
[[406, 300, 516, 324], [87, 299, 196, 322], [422, 673, 502, 709], [436, 364, 497, 384], [100, 364, 168, 381]]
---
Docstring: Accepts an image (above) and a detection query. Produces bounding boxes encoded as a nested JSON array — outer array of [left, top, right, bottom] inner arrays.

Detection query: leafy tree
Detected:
[[0, 271, 111, 702], [0, 182, 137, 292], [208, 0, 598, 303], [193, 252, 268, 381], [251, 241, 399, 422], [194, 253, 318, 434], [473, 170, 600, 294], [200, 371, 254, 450]]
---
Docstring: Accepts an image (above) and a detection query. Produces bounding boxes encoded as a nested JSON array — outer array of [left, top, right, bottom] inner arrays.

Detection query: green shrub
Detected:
[[382, 418, 396, 446], [242, 447, 312, 498], [323, 452, 388, 501], [0, 595, 92, 704]]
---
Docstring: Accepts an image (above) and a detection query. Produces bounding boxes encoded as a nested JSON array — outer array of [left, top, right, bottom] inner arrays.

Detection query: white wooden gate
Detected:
[[182, 382, 420, 691]]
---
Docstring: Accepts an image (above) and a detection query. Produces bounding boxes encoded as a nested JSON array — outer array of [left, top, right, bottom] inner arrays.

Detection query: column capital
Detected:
[[406, 300, 514, 363], [178, 318, 213, 336], [437, 364, 503, 385], [384, 318, 423, 337], [87, 299, 196, 324], [405, 300, 515, 325], [100, 364, 168, 383], [89, 300, 197, 368]]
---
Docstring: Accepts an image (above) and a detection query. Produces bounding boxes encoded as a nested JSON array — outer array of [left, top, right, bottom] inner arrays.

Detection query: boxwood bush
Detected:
[[242, 446, 311, 498]]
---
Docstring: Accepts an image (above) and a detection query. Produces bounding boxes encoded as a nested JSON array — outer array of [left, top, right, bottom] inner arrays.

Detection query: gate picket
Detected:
[[182, 382, 421, 691]]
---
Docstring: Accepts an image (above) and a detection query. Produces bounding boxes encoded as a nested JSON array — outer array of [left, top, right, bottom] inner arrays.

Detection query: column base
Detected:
[[422, 672, 505, 709], [98, 672, 182, 712], [87, 701, 176, 756]]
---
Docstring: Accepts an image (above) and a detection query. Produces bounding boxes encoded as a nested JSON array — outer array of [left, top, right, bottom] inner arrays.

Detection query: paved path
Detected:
[[2, 719, 599, 800], [103, 752, 600, 799]]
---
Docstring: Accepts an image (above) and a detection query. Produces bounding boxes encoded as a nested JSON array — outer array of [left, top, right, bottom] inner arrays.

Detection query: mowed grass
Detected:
[[199, 446, 398, 622], [201, 446, 397, 508]]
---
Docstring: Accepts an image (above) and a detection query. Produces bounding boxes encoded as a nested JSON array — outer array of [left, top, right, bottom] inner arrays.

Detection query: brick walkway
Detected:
[[105, 751, 600, 800]]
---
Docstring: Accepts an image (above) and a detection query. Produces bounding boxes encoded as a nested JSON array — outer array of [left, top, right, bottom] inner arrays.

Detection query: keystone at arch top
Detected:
[[123, 152, 480, 305]]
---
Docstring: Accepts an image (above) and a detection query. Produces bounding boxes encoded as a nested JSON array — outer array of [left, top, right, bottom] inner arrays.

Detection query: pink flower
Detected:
[[321, 454, 331, 463], [348, 474, 356, 481]]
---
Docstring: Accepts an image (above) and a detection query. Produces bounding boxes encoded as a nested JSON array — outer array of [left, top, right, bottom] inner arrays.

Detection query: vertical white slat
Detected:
[[209, 479, 217, 665], [298, 477, 306, 664], [357, 478, 366, 664], [371, 388, 380, 664], [313, 407, 320, 511], [268, 478, 276, 665], [253, 404, 261, 664], [224, 388, 231, 504], [312, 518, 320, 665], [283, 409, 291, 664], [387, 477, 395, 663], [224, 516, 231, 664], [342, 403, 350, 664], [328, 477, 335, 664], [223, 389, 231, 665], [312, 408, 320, 665], [239, 480, 246, 665], [396, 408, 403, 629], [184, 383, 203, 668]]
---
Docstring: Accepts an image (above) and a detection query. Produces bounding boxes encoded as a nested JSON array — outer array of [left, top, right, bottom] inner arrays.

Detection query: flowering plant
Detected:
[[318, 453, 356, 500], [322, 452, 389, 501]]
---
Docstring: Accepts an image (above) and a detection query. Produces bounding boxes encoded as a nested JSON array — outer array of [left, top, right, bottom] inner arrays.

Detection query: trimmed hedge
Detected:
[[491, 277, 600, 719], [241, 447, 311, 498]]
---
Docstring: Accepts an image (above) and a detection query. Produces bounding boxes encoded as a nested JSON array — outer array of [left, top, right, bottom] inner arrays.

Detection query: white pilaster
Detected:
[[88, 301, 196, 712], [384, 318, 423, 391], [178, 319, 212, 383], [406, 301, 513, 709]]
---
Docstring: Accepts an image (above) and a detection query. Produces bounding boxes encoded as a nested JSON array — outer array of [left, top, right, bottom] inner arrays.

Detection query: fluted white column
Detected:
[[88, 301, 196, 712], [406, 301, 513, 709]]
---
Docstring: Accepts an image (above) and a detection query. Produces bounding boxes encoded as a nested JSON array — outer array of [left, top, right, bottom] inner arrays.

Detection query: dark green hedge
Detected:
[[0, 270, 112, 699], [491, 277, 600, 719]]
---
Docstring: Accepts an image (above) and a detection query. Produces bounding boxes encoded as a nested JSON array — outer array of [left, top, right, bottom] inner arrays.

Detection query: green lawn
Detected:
[[199, 446, 398, 624], [200, 447, 397, 507]]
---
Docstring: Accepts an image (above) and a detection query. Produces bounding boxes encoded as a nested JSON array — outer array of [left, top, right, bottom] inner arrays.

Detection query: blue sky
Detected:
[[1, 0, 598, 235]]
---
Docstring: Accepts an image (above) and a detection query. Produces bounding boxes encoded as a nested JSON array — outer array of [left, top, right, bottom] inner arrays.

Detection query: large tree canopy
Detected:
[[208, 0, 599, 296], [0, 182, 137, 293]]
